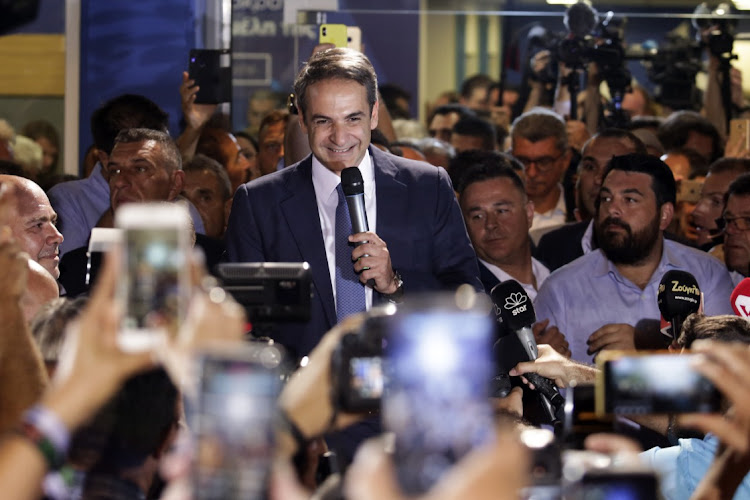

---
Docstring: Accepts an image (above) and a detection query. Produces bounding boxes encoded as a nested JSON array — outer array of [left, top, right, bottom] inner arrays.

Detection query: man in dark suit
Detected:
[[225, 48, 481, 359], [536, 129, 647, 271]]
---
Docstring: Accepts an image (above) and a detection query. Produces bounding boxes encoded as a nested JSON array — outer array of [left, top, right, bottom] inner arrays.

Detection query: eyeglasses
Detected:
[[513, 152, 564, 172], [717, 215, 750, 232]]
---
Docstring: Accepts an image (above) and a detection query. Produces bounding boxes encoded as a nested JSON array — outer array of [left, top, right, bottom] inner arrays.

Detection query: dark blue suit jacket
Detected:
[[225, 146, 482, 358]]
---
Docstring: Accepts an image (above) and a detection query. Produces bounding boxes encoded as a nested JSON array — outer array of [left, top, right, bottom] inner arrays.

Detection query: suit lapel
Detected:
[[372, 148, 408, 244], [279, 159, 336, 327]]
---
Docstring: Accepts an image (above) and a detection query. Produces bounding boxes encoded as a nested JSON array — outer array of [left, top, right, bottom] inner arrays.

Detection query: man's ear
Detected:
[[370, 99, 380, 130], [97, 151, 110, 177], [169, 170, 185, 201], [659, 202, 675, 230]]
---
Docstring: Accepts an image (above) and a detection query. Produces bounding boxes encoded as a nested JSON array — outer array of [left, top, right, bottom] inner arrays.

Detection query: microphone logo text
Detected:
[[504, 293, 528, 316]]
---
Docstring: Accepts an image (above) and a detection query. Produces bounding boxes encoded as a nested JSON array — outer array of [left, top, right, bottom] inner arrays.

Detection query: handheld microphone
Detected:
[[491, 280, 564, 421], [730, 278, 750, 318], [341, 167, 375, 288], [564, 1, 599, 38], [657, 270, 701, 339], [341, 167, 369, 242]]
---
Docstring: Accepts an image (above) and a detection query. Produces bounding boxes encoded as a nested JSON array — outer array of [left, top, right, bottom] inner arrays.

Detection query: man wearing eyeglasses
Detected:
[[535, 154, 734, 363], [509, 108, 572, 243], [721, 173, 750, 283]]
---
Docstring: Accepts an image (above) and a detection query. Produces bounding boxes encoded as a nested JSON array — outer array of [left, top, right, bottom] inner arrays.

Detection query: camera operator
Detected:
[[696, 3, 750, 139]]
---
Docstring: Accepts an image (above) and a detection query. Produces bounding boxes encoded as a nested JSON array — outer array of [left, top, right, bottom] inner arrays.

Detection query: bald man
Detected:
[[0, 175, 63, 279]]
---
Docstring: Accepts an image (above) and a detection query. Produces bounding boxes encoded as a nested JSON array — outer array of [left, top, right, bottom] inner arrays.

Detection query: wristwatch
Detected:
[[381, 269, 404, 303]]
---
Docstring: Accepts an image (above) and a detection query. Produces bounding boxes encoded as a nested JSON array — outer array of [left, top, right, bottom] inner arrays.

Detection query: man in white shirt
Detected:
[[509, 108, 571, 243], [456, 150, 569, 355]]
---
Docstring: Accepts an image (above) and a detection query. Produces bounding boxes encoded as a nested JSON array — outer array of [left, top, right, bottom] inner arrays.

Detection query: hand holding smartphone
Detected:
[[115, 203, 191, 352], [595, 351, 722, 416], [191, 343, 283, 500]]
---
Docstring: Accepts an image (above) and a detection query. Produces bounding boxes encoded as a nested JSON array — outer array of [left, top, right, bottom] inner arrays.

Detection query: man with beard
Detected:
[[534, 154, 734, 363]]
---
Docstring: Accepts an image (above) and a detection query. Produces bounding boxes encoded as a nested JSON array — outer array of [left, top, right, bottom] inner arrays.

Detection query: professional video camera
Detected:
[[525, 2, 632, 126], [630, 33, 703, 111], [693, 2, 737, 60]]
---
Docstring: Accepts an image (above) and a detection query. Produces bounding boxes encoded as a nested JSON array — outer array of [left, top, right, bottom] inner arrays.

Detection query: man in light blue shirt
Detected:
[[535, 154, 733, 363]]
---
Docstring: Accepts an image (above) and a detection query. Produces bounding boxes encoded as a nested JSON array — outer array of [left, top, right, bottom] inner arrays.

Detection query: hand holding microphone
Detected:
[[491, 280, 565, 422], [341, 167, 399, 295]]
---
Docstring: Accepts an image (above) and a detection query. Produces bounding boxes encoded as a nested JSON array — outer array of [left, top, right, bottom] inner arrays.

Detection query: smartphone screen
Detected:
[[384, 301, 495, 495], [577, 471, 658, 500], [192, 348, 281, 500], [116, 203, 190, 352], [598, 353, 721, 416]]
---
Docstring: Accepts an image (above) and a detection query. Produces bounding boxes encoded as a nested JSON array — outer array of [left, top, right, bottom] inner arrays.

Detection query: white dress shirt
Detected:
[[312, 151, 377, 313], [479, 257, 550, 301]]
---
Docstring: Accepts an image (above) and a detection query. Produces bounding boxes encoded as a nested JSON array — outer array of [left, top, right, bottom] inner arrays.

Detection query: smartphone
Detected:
[[115, 203, 191, 352], [188, 49, 231, 104], [191, 343, 283, 500], [576, 470, 658, 500], [346, 26, 362, 52], [383, 293, 495, 495], [729, 118, 750, 155], [331, 305, 394, 413], [319, 24, 348, 48], [677, 178, 703, 204], [596, 351, 722, 416]]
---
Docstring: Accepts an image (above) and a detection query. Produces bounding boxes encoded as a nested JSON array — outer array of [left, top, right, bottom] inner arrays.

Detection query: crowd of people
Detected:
[[1, 32, 750, 499]]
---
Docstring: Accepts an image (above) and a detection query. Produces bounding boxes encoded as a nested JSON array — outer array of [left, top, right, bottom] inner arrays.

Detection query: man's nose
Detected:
[[47, 224, 63, 245]]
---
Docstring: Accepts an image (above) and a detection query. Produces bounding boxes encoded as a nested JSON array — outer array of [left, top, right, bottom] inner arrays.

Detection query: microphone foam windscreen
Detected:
[[657, 270, 701, 321]]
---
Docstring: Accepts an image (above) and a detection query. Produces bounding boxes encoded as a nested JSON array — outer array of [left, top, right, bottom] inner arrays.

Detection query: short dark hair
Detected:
[[91, 94, 169, 155], [184, 154, 232, 201], [452, 116, 496, 151], [71, 369, 178, 471], [196, 128, 235, 168], [590, 128, 647, 155], [666, 147, 710, 179], [657, 110, 722, 162], [430, 103, 474, 120], [460, 74, 494, 100], [21, 120, 60, 150], [511, 107, 568, 153], [453, 150, 525, 196], [258, 110, 290, 141], [726, 172, 750, 201], [113, 128, 181, 172], [709, 157, 750, 177], [678, 313, 750, 348], [601, 153, 677, 208], [293, 48, 377, 121]]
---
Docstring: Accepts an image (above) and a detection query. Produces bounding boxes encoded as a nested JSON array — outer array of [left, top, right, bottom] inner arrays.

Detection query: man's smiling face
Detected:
[[299, 78, 379, 174]]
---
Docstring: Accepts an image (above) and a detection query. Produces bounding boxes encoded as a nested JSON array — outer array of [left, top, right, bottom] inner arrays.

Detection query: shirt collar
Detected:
[[312, 149, 374, 203], [594, 235, 674, 283]]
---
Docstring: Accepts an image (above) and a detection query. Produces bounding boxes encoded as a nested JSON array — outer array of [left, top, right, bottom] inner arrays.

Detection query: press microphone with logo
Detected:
[[490, 280, 564, 421], [657, 270, 701, 339], [341, 167, 375, 288], [730, 278, 750, 318]]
